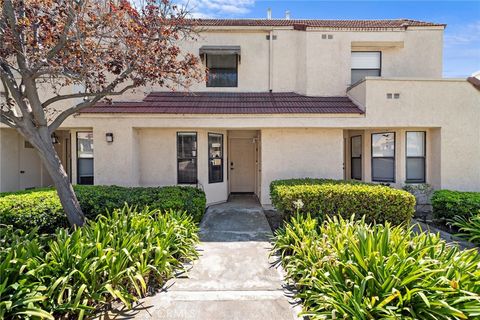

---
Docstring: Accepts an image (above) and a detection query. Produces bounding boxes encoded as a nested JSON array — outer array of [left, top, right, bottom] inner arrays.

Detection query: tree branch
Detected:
[[0, 61, 31, 116], [31, 0, 82, 76], [48, 84, 135, 134], [0, 109, 20, 128]]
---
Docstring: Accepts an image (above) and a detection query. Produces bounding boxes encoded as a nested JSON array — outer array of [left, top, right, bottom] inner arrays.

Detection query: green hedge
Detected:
[[0, 206, 199, 319], [270, 178, 415, 225], [432, 189, 480, 221], [274, 215, 480, 319], [0, 185, 206, 233]]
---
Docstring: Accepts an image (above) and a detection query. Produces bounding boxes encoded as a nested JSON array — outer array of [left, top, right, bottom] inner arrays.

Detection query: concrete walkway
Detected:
[[127, 195, 299, 320]]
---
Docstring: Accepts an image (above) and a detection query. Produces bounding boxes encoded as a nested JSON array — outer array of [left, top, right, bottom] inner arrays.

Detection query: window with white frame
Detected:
[[351, 52, 381, 84], [371, 132, 395, 182], [406, 131, 426, 183]]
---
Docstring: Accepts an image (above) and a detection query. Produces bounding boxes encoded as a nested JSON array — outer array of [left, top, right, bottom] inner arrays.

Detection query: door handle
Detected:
[[20, 170, 25, 174]]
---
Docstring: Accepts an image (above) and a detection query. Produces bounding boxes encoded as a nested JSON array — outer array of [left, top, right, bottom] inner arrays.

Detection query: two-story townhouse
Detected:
[[1, 18, 479, 208]]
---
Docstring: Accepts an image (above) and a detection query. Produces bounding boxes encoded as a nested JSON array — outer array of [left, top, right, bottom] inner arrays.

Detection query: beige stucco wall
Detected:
[[260, 128, 344, 206], [119, 26, 444, 100], [136, 128, 228, 205], [0, 128, 65, 192]]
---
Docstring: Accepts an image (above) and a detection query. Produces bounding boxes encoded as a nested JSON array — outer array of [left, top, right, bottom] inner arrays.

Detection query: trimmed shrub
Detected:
[[0, 206, 199, 319], [0, 185, 206, 233], [0, 189, 67, 233], [432, 189, 480, 221], [274, 215, 480, 319], [270, 178, 415, 225]]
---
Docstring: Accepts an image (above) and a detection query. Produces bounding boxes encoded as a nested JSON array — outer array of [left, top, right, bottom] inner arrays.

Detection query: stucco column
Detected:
[[428, 128, 441, 189]]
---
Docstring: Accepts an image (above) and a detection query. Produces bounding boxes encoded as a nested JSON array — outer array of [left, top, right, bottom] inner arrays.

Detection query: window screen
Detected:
[[351, 52, 381, 84], [207, 54, 238, 87], [371, 132, 395, 182], [208, 133, 223, 183], [77, 132, 94, 185], [177, 132, 197, 184], [406, 131, 426, 182]]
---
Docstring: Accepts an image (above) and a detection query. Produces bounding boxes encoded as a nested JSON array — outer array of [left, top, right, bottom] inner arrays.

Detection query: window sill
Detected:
[[208, 181, 224, 184], [372, 180, 395, 183]]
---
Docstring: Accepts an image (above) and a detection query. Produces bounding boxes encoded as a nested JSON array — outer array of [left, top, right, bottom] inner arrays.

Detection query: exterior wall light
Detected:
[[106, 133, 114, 143]]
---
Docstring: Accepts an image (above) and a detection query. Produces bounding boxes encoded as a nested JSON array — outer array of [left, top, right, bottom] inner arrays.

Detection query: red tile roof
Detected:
[[81, 92, 364, 115], [189, 19, 446, 29]]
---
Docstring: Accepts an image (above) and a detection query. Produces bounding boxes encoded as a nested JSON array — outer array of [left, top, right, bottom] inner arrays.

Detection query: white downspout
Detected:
[[269, 29, 273, 92]]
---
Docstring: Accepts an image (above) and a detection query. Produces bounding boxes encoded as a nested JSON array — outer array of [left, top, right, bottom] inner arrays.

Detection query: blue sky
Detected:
[[183, 1, 480, 77]]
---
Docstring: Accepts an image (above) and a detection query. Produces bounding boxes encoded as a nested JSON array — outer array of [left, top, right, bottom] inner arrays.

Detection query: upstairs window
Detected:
[[207, 54, 238, 87], [371, 132, 395, 182], [351, 52, 381, 84]]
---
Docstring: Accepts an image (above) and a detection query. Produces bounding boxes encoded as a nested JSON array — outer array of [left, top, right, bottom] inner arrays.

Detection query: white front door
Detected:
[[229, 138, 255, 193]]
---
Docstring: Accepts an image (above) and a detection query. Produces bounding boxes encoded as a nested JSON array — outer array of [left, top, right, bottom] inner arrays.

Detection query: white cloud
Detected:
[[443, 21, 480, 77], [177, 0, 255, 18], [444, 21, 480, 47]]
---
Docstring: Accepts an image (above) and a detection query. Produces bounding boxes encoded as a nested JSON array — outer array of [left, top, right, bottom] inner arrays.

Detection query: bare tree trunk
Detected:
[[27, 130, 86, 227]]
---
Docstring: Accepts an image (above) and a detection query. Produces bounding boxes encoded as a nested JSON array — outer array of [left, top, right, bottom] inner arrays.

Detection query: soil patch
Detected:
[[264, 210, 286, 233]]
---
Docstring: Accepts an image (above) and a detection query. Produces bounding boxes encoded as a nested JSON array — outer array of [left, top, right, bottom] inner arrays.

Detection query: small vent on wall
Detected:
[[322, 34, 334, 39], [24, 141, 34, 149], [386, 93, 400, 99], [266, 35, 277, 40]]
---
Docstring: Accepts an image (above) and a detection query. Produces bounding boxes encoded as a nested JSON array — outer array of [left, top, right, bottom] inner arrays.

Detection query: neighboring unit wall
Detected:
[[260, 128, 344, 206], [0, 128, 61, 192], [0, 129, 20, 192]]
